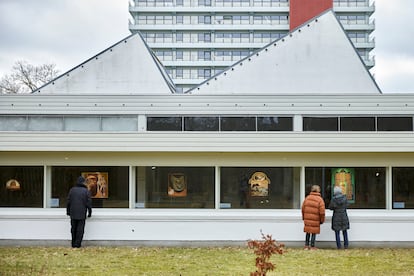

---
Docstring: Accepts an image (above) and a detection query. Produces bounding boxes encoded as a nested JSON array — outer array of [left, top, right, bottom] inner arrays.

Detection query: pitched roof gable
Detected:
[[34, 32, 175, 94], [188, 10, 381, 95]]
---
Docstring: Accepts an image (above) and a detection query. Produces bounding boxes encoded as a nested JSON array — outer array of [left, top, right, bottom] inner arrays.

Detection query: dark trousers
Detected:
[[305, 233, 316, 247], [71, 219, 86, 248], [335, 230, 349, 249]]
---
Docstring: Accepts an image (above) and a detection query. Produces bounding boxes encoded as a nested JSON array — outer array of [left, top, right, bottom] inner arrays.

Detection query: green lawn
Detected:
[[1, 246, 414, 275]]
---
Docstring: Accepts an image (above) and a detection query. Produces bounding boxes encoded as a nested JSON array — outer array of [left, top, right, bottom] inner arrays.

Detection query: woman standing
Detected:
[[301, 185, 325, 250], [329, 186, 350, 249]]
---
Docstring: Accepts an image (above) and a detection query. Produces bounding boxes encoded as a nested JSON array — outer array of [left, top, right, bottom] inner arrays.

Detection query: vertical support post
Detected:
[[300, 166, 305, 205], [129, 166, 136, 209], [44, 166, 51, 208], [386, 166, 393, 210], [215, 166, 220, 209]]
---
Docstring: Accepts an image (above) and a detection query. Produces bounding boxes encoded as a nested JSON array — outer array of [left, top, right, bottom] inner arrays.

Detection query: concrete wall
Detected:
[[1, 209, 414, 247]]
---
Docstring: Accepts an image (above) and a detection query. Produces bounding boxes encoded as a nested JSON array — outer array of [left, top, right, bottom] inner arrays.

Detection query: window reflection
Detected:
[[52, 166, 129, 208], [392, 168, 414, 209], [184, 117, 219, 131], [137, 166, 215, 208], [147, 117, 182, 131], [305, 167, 385, 209], [220, 167, 300, 209], [221, 117, 256, 131], [0, 166, 43, 207], [378, 117, 413, 131], [257, 116, 292, 131], [340, 117, 375, 131], [303, 117, 338, 131]]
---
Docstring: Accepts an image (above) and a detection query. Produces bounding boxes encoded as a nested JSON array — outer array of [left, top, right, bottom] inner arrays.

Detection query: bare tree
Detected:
[[0, 61, 59, 94]]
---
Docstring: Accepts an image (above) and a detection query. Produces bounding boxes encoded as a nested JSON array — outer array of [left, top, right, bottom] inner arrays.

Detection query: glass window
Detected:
[[137, 166, 215, 208], [305, 167, 386, 209], [0, 116, 28, 131], [176, 68, 183, 78], [28, 116, 63, 131], [102, 116, 138, 131], [184, 117, 219, 131], [221, 117, 256, 131], [205, 15, 211, 24], [51, 166, 129, 208], [198, 33, 204, 42], [392, 167, 414, 209], [65, 116, 101, 131], [198, 0, 211, 6], [176, 15, 183, 24], [220, 167, 301, 209], [176, 32, 183, 42], [198, 51, 204, 60], [340, 117, 375, 131], [165, 15, 173, 24], [257, 116, 292, 131], [377, 117, 413, 131], [303, 117, 338, 131], [147, 116, 182, 131], [0, 166, 43, 207]]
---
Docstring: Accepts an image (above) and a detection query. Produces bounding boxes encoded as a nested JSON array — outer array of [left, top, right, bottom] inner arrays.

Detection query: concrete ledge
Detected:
[[1, 240, 414, 249]]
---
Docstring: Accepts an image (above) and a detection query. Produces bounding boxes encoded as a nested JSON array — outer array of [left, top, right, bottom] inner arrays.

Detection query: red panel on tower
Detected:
[[289, 0, 333, 31]]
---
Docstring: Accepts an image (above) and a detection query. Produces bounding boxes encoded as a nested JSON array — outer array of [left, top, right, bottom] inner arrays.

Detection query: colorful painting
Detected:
[[168, 173, 187, 197], [82, 172, 108, 198], [331, 168, 355, 203], [248, 172, 270, 197], [6, 179, 21, 191]]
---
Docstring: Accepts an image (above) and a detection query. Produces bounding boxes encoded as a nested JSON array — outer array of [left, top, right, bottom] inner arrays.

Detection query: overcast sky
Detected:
[[0, 0, 413, 93]]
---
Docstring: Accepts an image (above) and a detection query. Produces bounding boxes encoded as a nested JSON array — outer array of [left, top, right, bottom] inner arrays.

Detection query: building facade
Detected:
[[1, 10, 413, 247], [128, 0, 376, 92]]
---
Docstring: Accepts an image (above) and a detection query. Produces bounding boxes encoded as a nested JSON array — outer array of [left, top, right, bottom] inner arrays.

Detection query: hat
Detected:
[[334, 186, 342, 195], [77, 176, 85, 186]]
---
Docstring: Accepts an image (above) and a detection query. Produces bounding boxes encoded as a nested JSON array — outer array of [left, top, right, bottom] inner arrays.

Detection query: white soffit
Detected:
[[189, 10, 381, 95], [34, 33, 175, 94]]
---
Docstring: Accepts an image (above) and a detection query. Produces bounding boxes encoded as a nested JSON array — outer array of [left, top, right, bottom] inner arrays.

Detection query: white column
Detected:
[[293, 115, 303, 132], [129, 166, 136, 209], [44, 166, 51, 208], [215, 166, 220, 209], [386, 166, 393, 210], [299, 166, 305, 205], [138, 115, 146, 132]]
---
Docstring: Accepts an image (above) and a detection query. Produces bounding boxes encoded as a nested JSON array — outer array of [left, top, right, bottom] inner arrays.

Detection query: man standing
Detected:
[[67, 176, 92, 248]]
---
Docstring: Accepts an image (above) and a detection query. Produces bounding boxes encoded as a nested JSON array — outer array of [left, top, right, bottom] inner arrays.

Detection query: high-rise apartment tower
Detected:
[[129, 0, 375, 92]]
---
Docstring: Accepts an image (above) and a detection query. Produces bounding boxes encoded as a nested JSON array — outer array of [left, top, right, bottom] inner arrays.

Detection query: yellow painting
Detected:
[[248, 172, 270, 197]]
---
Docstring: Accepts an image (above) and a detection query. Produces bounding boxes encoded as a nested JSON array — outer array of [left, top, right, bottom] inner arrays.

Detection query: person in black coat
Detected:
[[67, 176, 92, 248], [329, 186, 350, 249]]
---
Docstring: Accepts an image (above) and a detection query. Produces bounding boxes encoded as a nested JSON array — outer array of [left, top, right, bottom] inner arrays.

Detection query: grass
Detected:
[[1, 246, 414, 275]]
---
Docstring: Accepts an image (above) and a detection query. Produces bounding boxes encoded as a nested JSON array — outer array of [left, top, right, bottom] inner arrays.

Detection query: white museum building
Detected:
[[1, 10, 414, 246]]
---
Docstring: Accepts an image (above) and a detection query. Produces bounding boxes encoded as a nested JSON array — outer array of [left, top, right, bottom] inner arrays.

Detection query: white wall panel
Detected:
[[1, 209, 413, 243]]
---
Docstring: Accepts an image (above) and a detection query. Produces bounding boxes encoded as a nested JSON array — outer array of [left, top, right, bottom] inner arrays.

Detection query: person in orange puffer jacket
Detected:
[[301, 185, 325, 250]]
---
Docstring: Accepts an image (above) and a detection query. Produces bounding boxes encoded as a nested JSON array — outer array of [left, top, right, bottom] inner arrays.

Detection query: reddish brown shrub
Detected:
[[247, 231, 285, 276]]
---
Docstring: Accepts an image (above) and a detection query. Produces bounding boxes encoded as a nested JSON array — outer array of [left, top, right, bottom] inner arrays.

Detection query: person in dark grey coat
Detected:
[[67, 176, 92, 248], [329, 186, 350, 249]]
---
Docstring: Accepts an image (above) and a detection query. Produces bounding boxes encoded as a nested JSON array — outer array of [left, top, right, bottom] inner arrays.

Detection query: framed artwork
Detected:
[[6, 179, 21, 191], [168, 173, 187, 197], [82, 172, 108, 198], [331, 168, 355, 203], [248, 172, 270, 197]]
